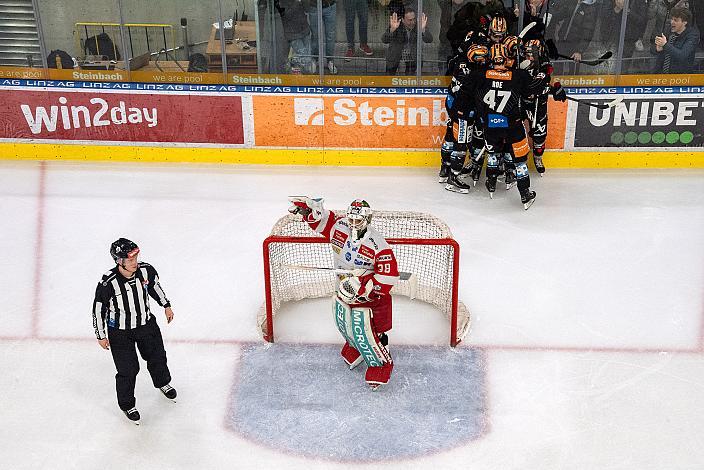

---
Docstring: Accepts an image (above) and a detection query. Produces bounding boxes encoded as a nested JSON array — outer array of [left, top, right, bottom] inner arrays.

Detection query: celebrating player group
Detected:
[[439, 13, 567, 210]]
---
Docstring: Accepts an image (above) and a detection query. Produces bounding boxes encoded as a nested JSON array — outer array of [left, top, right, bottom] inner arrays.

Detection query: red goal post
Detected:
[[259, 211, 470, 347]]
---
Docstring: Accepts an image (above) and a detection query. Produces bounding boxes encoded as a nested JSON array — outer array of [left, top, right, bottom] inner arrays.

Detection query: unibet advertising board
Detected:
[[574, 96, 704, 148]]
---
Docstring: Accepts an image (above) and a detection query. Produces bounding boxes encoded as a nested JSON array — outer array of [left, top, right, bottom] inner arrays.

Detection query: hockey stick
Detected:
[[544, 39, 612, 66], [518, 21, 537, 40], [565, 95, 623, 110], [281, 264, 418, 299]]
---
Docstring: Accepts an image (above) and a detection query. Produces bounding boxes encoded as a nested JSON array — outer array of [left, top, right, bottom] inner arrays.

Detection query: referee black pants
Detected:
[[108, 316, 171, 411]]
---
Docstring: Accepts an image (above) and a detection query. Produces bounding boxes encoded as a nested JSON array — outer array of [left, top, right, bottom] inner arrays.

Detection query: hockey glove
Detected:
[[288, 196, 323, 223], [337, 275, 377, 304], [550, 82, 567, 102]]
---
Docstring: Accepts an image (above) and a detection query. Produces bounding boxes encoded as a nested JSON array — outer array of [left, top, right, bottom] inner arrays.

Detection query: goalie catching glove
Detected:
[[337, 274, 378, 305], [288, 196, 324, 223]]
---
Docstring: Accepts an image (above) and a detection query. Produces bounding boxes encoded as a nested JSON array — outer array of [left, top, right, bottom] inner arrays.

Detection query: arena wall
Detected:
[[1, 78, 703, 168]]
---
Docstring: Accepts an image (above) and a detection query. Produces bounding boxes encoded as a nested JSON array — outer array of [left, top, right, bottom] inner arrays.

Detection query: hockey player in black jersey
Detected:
[[521, 38, 566, 175], [440, 15, 510, 191], [440, 43, 489, 193]]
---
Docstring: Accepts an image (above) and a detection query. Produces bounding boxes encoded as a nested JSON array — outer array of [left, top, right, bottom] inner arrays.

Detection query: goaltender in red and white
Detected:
[[289, 197, 400, 390]]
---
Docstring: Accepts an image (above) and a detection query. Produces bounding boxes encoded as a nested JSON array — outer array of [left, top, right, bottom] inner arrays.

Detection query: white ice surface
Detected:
[[0, 161, 703, 469]]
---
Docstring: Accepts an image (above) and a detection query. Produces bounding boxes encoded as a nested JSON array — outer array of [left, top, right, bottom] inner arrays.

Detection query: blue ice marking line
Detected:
[[0, 80, 447, 95], [6, 80, 704, 95], [227, 343, 488, 462]]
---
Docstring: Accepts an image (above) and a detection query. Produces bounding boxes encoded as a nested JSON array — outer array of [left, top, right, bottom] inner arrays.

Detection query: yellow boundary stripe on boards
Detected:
[[2, 142, 704, 168]]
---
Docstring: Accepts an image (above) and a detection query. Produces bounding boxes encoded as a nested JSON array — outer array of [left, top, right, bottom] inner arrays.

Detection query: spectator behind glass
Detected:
[[545, 0, 598, 63], [306, 0, 339, 74], [598, 0, 644, 67], [654, 7, 700, 73], [522, 0, 548, 40], [276, 0, 316, 74], [344, 0, 373, 60], [382, 5, 433, 75], [438, 0, 472, 73], [637, 0, 688, 53], [446, 0, 516, 53]]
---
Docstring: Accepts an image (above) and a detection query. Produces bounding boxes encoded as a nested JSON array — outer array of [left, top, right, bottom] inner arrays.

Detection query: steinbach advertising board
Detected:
[[0, 88, 244, 145], [252, 94, 567, 149], [572, 95, 704, 148]]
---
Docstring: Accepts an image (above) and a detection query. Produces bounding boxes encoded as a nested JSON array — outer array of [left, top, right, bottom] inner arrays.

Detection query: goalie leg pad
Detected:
[[333, 297, 355, 346], [349, 307, 389, 368], [365, 333, 393, 388], [366, 361, 394, 390], [341, 342, 363, 370]]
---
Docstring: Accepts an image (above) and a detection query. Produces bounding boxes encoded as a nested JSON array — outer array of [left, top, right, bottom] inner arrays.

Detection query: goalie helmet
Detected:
[[346, 199, 372, 238], [110, 238, 139, 263]]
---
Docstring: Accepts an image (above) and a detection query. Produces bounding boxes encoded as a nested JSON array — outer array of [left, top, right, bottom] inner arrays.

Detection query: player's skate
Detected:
[[505, 169, 516, 190], [485, 177, 497, 198], [159, 384, 177, 402], [123, 407, 140, 425], [341, 342, 363, 370], [497, 161, 506, 182], [534, 155, 546, 176], [520, 190, 537, 210], [439, 141, 453, 183], [445, 172, 471, 194], [468, 162, 482, 186], [438, 165, 450, 183]]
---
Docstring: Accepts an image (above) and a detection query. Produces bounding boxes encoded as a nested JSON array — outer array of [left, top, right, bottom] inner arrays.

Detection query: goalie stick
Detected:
[[280, 264, 418, 299], [565, 95, 623, 110], [545, 39, 613, 67]]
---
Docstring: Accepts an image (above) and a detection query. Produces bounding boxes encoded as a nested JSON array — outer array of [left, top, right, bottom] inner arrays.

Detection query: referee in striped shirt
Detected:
[[92, 238, 177, 424]]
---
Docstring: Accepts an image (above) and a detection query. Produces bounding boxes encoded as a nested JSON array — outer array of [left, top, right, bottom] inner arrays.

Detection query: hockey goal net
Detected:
[[260, 211, 470, 347]]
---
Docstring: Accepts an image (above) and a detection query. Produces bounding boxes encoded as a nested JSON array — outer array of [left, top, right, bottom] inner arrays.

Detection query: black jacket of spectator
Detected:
[[275, 0, 311, 40], [655, 24, 701, 73], [382, 21, 433, 74], [438, 0, 470, 49], [446, 1, 483, 50], [446, 0, 516, 50], [546, 0, 598, 56], [598, 0, 644, 59]]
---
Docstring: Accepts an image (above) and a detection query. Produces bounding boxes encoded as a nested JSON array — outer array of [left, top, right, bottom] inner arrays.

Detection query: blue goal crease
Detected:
[[226, 343, 488, 462]]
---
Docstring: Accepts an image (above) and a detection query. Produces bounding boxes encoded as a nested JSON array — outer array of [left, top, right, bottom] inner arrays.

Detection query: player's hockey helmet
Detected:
[[489, 16, 508, 43], [346, 199, 372, 233], [524, 39, 544, 62], [489, 43, 510, 70], [110, 238, 140, 263], [502, 36, 518, 58], [467, 44, 490, 64]]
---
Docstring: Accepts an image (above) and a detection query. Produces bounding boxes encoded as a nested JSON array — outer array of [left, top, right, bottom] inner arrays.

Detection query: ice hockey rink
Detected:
[[1, 160, 703, 470]]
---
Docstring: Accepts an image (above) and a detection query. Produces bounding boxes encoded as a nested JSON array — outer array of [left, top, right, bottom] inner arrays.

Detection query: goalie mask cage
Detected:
[[260, 211, 470, 347]]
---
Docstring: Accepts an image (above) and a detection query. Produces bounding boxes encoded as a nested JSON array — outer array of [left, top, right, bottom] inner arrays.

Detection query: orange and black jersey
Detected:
[[456, 67, 543, 124]]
